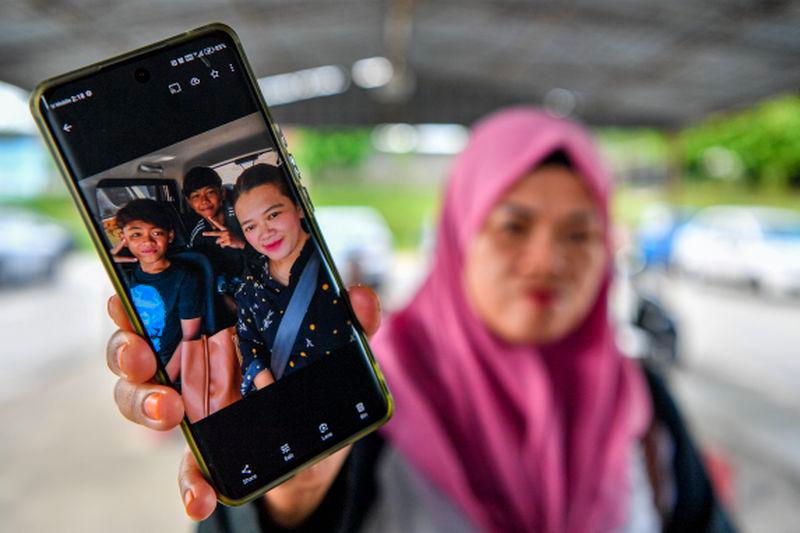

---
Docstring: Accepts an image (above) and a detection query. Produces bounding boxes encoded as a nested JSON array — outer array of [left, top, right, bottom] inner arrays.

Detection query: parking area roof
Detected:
[[2, 0, 798, 127]]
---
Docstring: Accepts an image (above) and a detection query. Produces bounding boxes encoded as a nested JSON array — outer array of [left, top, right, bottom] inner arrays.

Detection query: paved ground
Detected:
[[0, 254, 192, 533], [652, 273, 800, 533], [1, 254, 798, 532], [670, 367, 800, 533]]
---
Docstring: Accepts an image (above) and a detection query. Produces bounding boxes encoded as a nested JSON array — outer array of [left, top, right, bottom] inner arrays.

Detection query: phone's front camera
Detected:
[[134, 67, 151, 83]]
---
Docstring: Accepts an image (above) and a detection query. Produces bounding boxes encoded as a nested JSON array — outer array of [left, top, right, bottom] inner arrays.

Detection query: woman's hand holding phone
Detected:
[[105, 286, 382, 524]]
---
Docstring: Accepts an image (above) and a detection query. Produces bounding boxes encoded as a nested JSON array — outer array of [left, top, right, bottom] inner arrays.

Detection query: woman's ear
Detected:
[[168, 230, 175, 243]]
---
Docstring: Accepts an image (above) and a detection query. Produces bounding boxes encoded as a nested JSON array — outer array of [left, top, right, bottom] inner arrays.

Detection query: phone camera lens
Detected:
[[134, 68, 151, 83]]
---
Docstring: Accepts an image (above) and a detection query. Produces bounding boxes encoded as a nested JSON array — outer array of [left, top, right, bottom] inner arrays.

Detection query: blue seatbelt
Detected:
[[271, 253, 321, 380]]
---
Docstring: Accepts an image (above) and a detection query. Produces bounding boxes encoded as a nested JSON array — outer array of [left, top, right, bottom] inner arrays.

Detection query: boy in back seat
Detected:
[[182, 166, 246, 328]]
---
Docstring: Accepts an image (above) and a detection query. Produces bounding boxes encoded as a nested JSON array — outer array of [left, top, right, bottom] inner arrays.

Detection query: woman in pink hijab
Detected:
[[107, 108, 732, 532], [374, 107, 651, 532]]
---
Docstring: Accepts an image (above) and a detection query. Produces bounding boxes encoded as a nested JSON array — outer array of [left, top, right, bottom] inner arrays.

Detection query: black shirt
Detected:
[[188, 201, 245, 289], [234, 238, 355, 395], [188, 200, 245, 329], [129, 263, 203, 368]]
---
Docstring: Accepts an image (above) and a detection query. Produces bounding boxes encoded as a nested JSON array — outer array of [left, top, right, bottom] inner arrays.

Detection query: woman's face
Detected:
[[464, 165, 606, 345], [235, 183, 303, 261]]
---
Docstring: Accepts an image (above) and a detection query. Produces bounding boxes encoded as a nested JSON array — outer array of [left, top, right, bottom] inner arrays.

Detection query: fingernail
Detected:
[[143, 392, 163, 421], [117, 343, 128, 376], [183, 489, 195, 509]]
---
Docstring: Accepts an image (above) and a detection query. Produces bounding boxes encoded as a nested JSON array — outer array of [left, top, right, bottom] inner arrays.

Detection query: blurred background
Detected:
[[2, 1, 800, 531]]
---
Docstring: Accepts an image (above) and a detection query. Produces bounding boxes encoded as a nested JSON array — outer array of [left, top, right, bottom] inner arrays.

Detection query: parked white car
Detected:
[[314, 206, 393, 294], [671, 205, 800, 296]]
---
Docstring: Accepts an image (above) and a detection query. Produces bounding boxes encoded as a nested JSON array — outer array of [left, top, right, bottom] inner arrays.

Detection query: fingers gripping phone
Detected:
[[30, 23, 392, 505]]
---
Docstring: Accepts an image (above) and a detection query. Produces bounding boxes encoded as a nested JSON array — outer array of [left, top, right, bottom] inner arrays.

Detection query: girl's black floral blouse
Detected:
[[234, 239, 356, 396]]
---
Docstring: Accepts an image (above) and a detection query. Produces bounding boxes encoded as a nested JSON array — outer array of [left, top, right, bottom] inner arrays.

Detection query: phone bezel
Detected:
[[29, 22, 394, 507]]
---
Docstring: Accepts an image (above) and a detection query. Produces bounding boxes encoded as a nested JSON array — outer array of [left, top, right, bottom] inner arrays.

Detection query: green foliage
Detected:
[[596, 128, 670, 167], [680, 94, 800, 189], [292, 128, 373, 179], [310, 181, 439, 250]]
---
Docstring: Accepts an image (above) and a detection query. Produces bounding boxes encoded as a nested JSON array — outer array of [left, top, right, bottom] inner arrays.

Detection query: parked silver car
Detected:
[[313, 206, 393, 294], [671, 205, 800, 296], [0, 207, 74, 285]]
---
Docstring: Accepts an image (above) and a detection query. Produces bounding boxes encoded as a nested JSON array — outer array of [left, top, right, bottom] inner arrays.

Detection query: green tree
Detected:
[[292, 128, 373, 179], [680, 95, 800, 190]]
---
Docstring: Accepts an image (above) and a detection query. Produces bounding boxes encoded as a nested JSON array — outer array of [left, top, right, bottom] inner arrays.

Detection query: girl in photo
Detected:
[[232, 164, 353, 394]]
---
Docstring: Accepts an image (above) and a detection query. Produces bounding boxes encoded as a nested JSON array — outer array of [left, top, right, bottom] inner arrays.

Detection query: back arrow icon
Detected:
[[63, 123, 73, 133]]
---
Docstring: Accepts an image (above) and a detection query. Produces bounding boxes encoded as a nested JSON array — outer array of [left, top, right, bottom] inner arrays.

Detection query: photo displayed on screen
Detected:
[[79, 112, 358, 422]]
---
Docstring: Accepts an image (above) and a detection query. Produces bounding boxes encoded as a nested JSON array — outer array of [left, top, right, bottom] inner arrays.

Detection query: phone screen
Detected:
[[35, 27, 390, 503]]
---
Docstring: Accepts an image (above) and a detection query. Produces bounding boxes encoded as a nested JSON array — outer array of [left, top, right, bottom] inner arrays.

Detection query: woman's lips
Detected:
[[527, 289, 557, 307], [263, 237, 284, 253]]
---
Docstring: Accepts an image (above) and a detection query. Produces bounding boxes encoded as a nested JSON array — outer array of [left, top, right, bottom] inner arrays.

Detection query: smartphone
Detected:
[[30, 23, 392, 505]]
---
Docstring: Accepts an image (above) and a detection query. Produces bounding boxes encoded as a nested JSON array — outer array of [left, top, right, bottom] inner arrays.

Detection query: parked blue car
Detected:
[[634, 203, 692, 269]]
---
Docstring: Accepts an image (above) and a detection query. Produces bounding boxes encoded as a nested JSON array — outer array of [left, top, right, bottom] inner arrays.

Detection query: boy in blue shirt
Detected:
[[114, 199, 204, 382]]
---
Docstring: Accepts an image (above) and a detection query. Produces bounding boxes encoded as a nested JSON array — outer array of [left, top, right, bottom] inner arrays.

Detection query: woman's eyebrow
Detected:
[[497, 203, 600, 223], [240, 203, 284, 225], [498, 202, 534, 219], [263, 202, 284, 214], [563, 210, 601, 225]]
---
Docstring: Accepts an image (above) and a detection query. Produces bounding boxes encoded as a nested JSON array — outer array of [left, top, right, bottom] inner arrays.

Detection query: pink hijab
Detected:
[[374, 108, 652, 532]]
